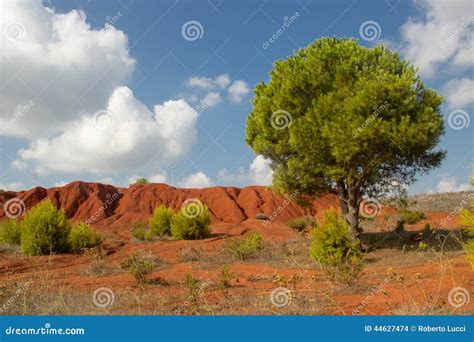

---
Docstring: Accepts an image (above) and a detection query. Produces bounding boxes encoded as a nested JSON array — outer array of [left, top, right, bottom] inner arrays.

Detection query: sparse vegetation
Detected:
[[20, 200, 71, 256], [170, 205, 211, 240], [135, 177, 149, 185], [185, 273, 201, 303], [131, 221, 152, 241], [218, 266, 234, 288], [288, 216, 315, 232], [309, 209, 364, 286], [0, 219, 21, 245], [127, 252, 155, 285], [68, 222, 101, 253], [149, 204, 174, 237], [400, 209, 425, 224], [226, 231, 263, 260]]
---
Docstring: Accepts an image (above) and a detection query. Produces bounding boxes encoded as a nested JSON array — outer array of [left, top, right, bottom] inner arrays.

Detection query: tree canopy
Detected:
[[246, 37, 445, 237]]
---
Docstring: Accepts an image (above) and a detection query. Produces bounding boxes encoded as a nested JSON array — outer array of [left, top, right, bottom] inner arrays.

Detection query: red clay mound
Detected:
[[0, 181, 339, 229]]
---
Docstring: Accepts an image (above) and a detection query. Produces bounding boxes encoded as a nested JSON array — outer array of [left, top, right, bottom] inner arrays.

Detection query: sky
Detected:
[[0, 0, 472, 194]]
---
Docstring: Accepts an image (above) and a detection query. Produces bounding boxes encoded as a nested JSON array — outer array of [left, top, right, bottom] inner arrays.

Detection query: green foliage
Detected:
[[185, 273, 201, 302], [135, 177, 149, 185], [218, 265, 234, 288], [460, 175, 474, 267], [127, 252, 155, 284], [309, 209, 364, 285], [170, 205, 211, 240], [131, 221, 152, 241], [68, 222, 101, 253], [0, 219, 21, 245], [401, 209, 425, 224], [149, 204, 174, 237], [246, 37, 445, 235], [418, 241, 428, 251], [20, 200, 71, 256], [226, 231, 263, 260], [288, 216, 315, 232]]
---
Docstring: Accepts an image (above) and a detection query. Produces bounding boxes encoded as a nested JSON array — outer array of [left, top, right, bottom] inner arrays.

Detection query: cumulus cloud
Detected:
[[0, 0, 135, 138], [435, 176, 473, 193], [149, 172, 167, 184], [15, 87, 198, 174], [177, 171, 213, 188], [218, 155, 273, 186], [443, 78, 474, 109], [200, 92, 221, 107], [186, 74, 230, 90], [227, 80, 250, 103], [399, 0, 473, 77]]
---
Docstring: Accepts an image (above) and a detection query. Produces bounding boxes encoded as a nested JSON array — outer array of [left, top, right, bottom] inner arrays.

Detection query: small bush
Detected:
[[218, 265, 234, 288], [394, 219, 405, 232], [135, 177, 149, 185], [170, 205, 211, 240], [127, 252, 155, 285], [149, 205, 174, 237], [226, 231, 263, 260], [20, 200, 71, 256], [131, 221, 152, 241], [0, 219, 21, 245], [309, 208, 364, 286], [68, 222, 101, 253], [401, 209, 425, 224], [185, 273, 201, 302], [288, 217, 316, 232]]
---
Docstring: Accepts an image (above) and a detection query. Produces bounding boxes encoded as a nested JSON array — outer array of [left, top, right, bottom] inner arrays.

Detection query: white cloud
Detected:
[[399, 0, 473, 77], [0, 181, 25, 191], [227, 80, 250, 103], [443, 78, 474, 109], [149, 172, 167, 183], [218, 155, 273, 186], [0, 0, 135, 138], [177, 171, 213, 188], [200, 92, 221, 107], [15, 87, 198, 174], [186, 74, 230, 90], [435, 176, 473, 193]]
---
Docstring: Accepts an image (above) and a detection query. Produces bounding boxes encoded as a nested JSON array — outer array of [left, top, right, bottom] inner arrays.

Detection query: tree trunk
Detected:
[[337, 182, 362, 239]]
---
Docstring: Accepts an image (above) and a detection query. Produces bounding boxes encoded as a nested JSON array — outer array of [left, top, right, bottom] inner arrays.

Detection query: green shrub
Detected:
[[127, 252, 155, 284], [135, 177, 149, 185], [0, 219, 21, 245], [149, 205, 174, 237], [288, 217, 316, 232], [401, 209, 425, 224], [218, 265, 234, 288], [68, 222, 101, 253], [20, 200, 71, 256], [309, 208, 364, 286], [184, 273, 201, 302], [226, 231, 263, 260], [170, 205, 211, 240], [131, 221, 152, 241]]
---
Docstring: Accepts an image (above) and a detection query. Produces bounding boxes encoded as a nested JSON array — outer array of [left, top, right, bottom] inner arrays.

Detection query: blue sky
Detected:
[[0, 0, 472, 194]]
